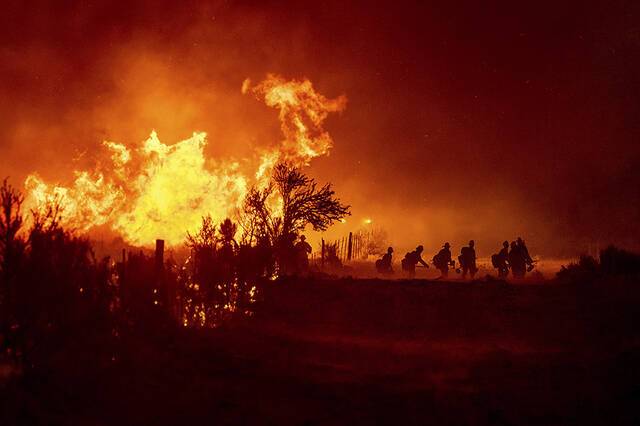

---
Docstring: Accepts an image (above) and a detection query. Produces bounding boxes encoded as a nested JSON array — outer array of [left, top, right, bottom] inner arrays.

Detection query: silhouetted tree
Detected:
[[241, 163, 350, 245], [240, 185, 277, 246], [274, 163, 351, 237], [0, 178, 26, 352], [0, 178, 24, 261], [240, 163, 349, 275]]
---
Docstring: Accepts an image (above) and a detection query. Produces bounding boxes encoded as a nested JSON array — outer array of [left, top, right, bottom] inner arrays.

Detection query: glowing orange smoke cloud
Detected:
[[24, 75, 347, 246], [244, 74, 347, 166]]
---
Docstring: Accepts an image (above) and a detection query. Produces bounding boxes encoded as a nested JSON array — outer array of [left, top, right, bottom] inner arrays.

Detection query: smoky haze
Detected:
[[1, 0, 639, 257]]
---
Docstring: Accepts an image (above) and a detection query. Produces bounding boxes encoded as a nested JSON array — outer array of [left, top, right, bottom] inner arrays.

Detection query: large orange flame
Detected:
[[23, 75, 346, 246]]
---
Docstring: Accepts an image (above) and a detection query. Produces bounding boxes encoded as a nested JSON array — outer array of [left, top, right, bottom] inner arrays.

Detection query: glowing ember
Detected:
[[23, 75, 346, 246]]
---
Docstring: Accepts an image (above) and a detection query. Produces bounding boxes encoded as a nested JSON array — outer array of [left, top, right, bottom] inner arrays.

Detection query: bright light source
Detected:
[[364, 218, 372, 224], [340, 218, 347, 223]]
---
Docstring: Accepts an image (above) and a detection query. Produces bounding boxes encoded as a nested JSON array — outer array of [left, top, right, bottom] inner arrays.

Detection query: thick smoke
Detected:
[[2, 1, 640, 256]]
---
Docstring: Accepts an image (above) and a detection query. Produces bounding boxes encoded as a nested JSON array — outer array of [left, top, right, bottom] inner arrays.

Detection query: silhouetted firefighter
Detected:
[[508, 241, 526, 278], [294, 234, 312, 274], [517, 237, 535, 272], [375, 247, 394, 274], [458, 240, 478, 279], [508, 237, 536, 279], [401, 245, 429, 278], [433, 242, 454, 278], [491, 241, 510, 278]]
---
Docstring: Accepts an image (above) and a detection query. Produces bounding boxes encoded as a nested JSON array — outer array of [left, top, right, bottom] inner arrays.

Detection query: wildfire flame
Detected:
[[246, 74, 347, 166], [23, 75, 346, 246]]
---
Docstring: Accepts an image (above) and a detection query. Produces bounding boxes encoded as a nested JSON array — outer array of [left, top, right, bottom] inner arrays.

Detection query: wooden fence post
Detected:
[[354, 235, 358, 259], [119, 248, 126, 307], [155, 239, 164, 271], [121, 248, 126, 283]]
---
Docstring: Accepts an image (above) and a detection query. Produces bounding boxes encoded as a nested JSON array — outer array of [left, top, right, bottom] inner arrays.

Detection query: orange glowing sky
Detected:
[[1, 0, 640, 256]]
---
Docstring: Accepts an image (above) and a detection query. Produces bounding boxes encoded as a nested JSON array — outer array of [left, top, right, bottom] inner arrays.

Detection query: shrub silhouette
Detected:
[[181, 216, 260, 327], [556, 245, 640, 282], [599, 245, 640, 275], [0, 180, 116, 368], [556, 254, 600, 282], [0, 178, 271, 370], [0, 166, 348, 363]]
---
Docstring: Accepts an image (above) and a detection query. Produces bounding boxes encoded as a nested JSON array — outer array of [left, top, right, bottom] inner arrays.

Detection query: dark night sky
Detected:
[[1, 0, 639, 256]]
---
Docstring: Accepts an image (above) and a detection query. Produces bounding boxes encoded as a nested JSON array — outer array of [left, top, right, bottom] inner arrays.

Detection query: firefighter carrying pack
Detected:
[[401, 252, 413, 270]]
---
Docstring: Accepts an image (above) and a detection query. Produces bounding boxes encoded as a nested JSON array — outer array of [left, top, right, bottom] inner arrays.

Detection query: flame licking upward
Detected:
[[26, 132, 247, 246], [24, 75, 347, 246], [247, 74, 347, 165]]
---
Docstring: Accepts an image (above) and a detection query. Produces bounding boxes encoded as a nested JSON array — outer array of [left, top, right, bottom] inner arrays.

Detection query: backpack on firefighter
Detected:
[[401, 252, 413, 271]]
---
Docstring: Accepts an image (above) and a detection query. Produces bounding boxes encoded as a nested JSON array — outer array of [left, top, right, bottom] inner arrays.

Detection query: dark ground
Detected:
[[2, 277, 640, 425]]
